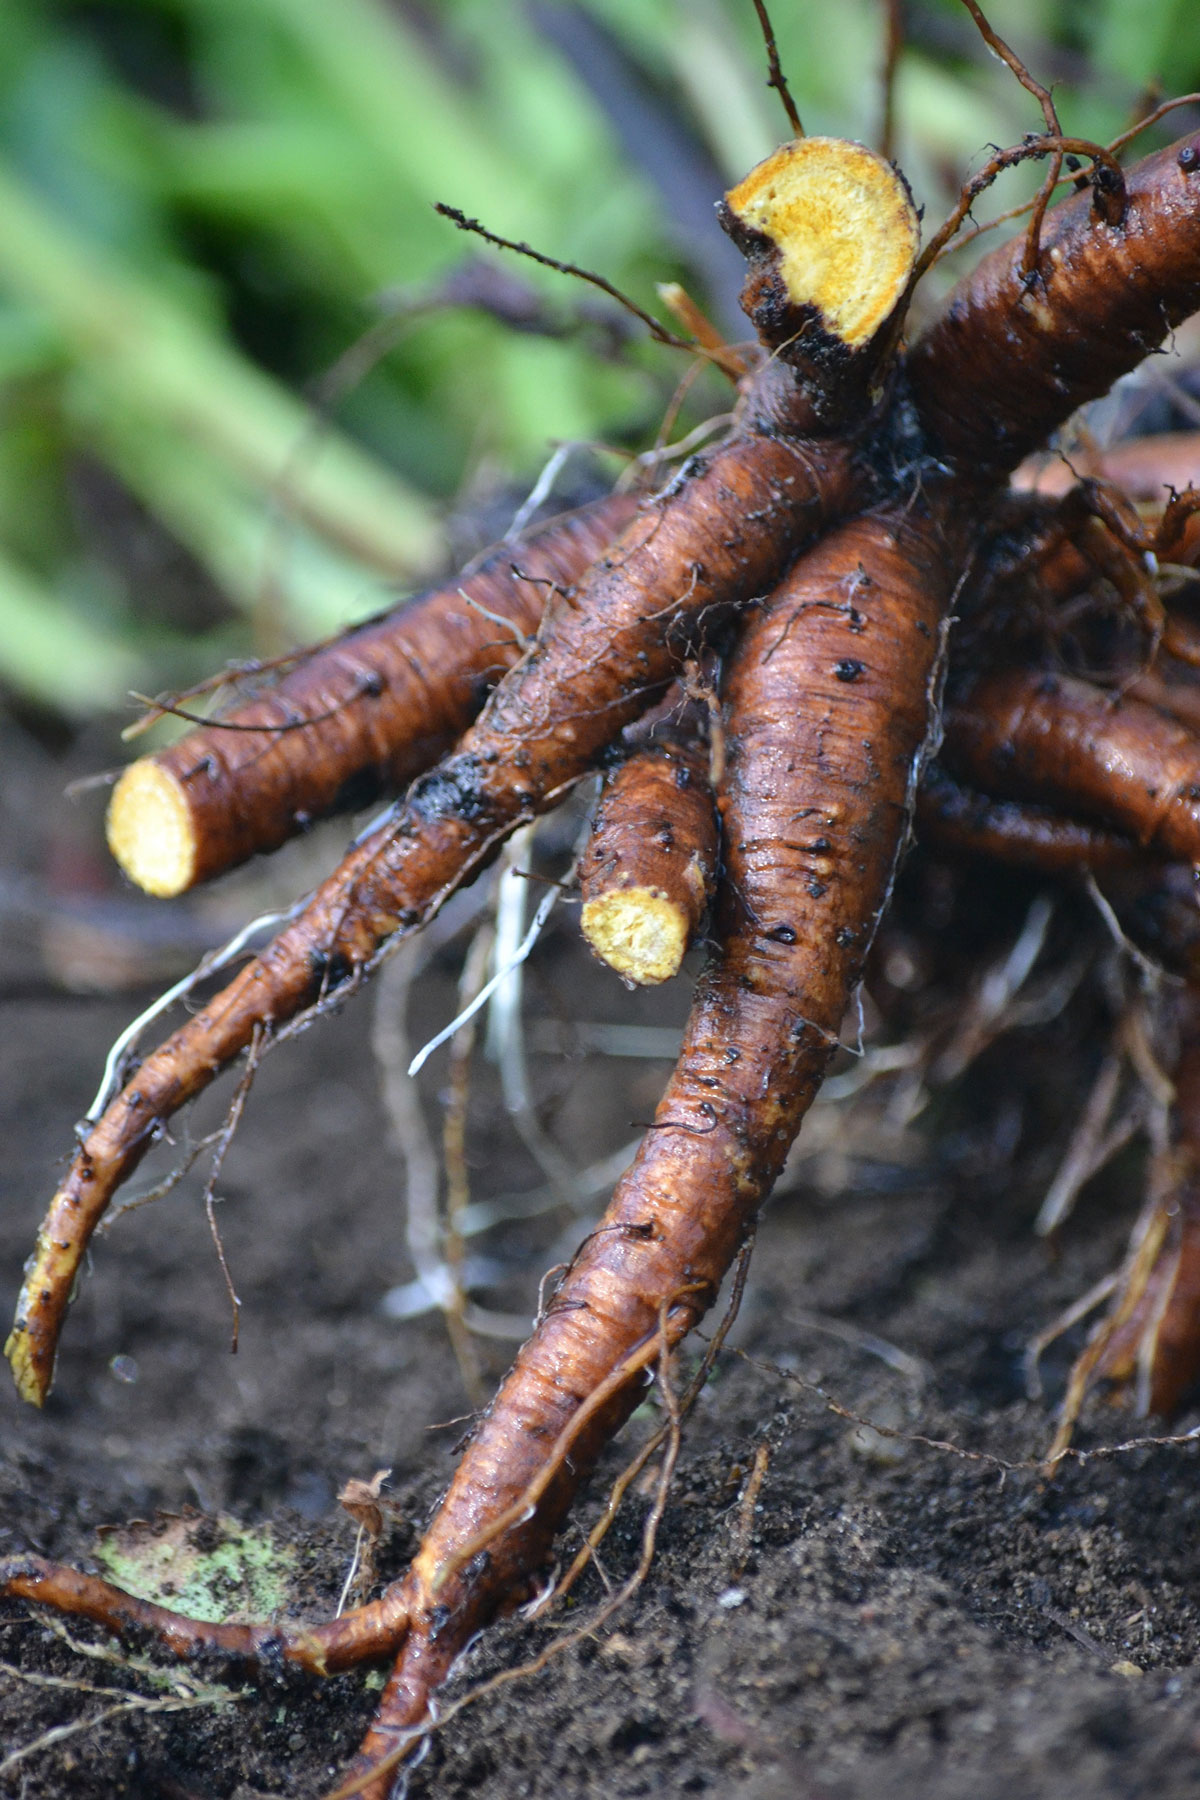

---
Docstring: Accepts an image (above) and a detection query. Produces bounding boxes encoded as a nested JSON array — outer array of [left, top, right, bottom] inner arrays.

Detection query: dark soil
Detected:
[[4, 726, 1200, 1800]]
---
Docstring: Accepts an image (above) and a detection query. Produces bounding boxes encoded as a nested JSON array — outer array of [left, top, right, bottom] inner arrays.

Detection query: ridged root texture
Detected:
[[106, 494, 641, 896], [909, 134, 1200, 477], [345, 498, 957, 1791], [942, 668, 1200, 861], [6, 367, 858, 1407]]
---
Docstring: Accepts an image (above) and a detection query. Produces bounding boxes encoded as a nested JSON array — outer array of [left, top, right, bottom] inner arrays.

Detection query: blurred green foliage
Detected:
[[0, 0, 1198, 720]]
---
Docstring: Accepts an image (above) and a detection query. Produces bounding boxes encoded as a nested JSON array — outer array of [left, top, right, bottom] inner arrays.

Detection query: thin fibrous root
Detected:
[[1048, 995, 1200, 1462], [0, 1554, 409, 1677]]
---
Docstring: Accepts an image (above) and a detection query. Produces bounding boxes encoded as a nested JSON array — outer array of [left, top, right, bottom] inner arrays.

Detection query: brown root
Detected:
[[942, 668, 1200, 861], [341, 494, 960, 1787], [7, 357, 861, 1408], [107, 494, 640, 897], [909, 133, 1200, 478], [916, 764, 1143, 874], [580, 737, 717, 984]]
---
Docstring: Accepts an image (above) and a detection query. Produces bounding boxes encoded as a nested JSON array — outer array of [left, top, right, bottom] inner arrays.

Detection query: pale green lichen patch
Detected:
[[95, 1510, 296, 1624]]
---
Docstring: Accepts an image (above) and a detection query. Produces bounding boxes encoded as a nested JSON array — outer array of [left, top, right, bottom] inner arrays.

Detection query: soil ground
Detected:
[[4, 725, 1200, 1800]]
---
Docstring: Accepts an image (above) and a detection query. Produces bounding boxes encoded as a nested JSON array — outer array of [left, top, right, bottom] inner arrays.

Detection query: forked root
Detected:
[[335, 496, 959, 1793], [16, 116, 1200, 1800], [7, 364, 862, 1410]]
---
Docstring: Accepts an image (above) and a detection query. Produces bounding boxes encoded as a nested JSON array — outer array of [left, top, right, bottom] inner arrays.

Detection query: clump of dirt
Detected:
[[4, 734, 1200, 1800]]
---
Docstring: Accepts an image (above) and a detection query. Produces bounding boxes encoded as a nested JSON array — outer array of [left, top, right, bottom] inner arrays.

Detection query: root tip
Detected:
[[5, 1327, 48, 1408]]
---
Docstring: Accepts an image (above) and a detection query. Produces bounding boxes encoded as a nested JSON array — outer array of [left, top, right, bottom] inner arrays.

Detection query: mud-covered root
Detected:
[[0, 1553, 410, 1676], [107, 493, 640, 897], [941, 667, 1200, 862], [718, 135, 920, 424], [580, 736, 717, 984]]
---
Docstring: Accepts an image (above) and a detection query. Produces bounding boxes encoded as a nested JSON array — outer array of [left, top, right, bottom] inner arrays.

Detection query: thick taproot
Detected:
[[917, 763, 1141, 873], [347, 498, 959, 1788], [943, 668, 1200, 860]]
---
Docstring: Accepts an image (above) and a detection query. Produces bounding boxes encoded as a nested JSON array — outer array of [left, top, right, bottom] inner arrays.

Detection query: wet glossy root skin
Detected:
[[0, 1555, 409, 1677], [909, 135, 1200, 478], [917, 762, 1143, 873], [6, 359, 861, 1408], [13, 125, 1200, 1800], [107, 494, 641, 896], [942, 668, 1200, 861], [346, 498, 958, 1784]]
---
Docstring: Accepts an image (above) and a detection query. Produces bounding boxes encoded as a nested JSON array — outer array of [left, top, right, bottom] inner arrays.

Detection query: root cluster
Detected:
[[10, 81, 1200, 1800]]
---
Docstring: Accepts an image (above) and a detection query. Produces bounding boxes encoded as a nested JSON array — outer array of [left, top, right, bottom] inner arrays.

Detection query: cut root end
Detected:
[[106, 760, 198, 898], [581, 888, 690, 986], [722, 136, 919, 354]]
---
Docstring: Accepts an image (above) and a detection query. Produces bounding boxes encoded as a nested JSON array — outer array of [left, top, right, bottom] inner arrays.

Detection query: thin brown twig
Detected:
[[729, 1345, 1200, 1475], [750, 0, 803, 138], [434, 206, 693, 354], [953, 2, 1126, 272], [912, 133, 1124, 286], [879, 0, 904, 162], [97, 1128, 225, 1233], [958, 0, 1059, 135], [729, 1440, 769, 1576], [1107, 93, 1200, 156], [656, 282, 747, 381], [122, 652, 323, 737]]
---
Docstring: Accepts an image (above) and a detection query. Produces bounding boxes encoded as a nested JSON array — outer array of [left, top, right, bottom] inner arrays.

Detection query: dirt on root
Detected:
[[4, 725, 1200, 1800]]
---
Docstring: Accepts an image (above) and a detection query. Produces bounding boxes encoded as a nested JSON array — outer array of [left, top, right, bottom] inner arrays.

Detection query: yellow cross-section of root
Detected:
[[725, 137, 919, 348]]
